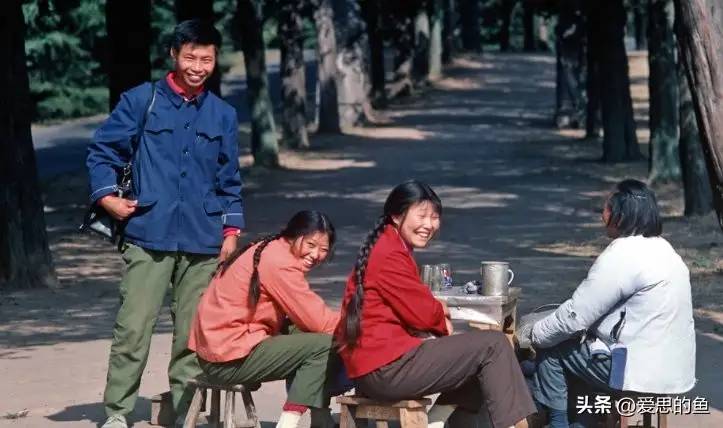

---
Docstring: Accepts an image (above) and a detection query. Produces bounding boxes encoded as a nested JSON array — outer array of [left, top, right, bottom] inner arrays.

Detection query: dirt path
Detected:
[[2, 52, 721, 427]]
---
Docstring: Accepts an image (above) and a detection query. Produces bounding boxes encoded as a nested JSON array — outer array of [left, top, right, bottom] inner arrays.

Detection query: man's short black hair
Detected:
[[171, 19, 221, 52], [606, 179, 662, 237]]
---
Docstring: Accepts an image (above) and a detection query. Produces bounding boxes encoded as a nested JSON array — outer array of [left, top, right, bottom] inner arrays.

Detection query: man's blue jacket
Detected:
[[86, 79, 244, 255]]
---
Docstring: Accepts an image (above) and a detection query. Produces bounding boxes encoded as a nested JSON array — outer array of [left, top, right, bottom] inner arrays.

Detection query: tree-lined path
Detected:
[[2, 52, 722, 427]]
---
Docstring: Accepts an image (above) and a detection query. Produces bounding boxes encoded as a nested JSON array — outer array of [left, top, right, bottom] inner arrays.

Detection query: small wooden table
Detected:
[[434, 287, 521, 341]]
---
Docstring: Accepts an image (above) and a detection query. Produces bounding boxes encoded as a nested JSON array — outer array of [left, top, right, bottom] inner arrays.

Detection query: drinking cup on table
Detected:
[[438, 263, 453, 288], [429, 265, 444, 292], [479, 261, 514, 296], [420, 265, 432, 287]]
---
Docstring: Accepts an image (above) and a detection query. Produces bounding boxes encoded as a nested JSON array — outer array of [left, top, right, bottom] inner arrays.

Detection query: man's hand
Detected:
[[99, 195, 137, 221], [219, 235, 238, 263]]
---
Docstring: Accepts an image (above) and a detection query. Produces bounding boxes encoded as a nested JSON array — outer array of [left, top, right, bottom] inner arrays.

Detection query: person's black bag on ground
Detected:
[[79, 83, 157, 250]]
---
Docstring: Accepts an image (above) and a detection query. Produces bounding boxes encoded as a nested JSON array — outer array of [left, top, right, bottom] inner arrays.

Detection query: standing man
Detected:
[[87, 20, 244, 428]]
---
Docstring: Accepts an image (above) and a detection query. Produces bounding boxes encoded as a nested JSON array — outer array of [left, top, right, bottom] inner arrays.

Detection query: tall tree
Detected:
[[633, 0, 648, 50], [442, 0, 458, 63], [389, 2, 415, 97], [236, 0, 279, 167], [361, 0, 386, 105], [174, 0, 221, 96], [412, 2, 431, 84], [0, 2, 58, 290], [523, 1, 536, 52], [333, 0, 373, 127], [279, 0, 309, 148], [428, 0, 444, 79], [589, 0, 641, 162], [674, 0, 723, 229], [678, 61, 713, 216], [459, 0, 481, 52], [107, 0, 151, 110], [647, 0, 680, 183], [554, 0, 585, 129], [585, 1, 601, 138], [313, 0, 342, 132], [499, 0, 515, 52]]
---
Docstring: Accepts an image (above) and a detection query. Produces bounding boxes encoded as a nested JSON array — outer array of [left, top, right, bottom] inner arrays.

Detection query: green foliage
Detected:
[[23, 0, 108, 121]]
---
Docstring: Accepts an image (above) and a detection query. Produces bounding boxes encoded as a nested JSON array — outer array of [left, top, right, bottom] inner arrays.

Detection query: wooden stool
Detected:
[[337, 395, 432, 428], [183, 378, 261, 428]]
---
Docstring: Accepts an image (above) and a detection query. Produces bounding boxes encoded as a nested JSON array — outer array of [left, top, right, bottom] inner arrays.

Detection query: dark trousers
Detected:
[[356, 330, 536, 428]]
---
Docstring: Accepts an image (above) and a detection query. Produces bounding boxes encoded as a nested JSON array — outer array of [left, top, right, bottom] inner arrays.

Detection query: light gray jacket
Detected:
[[531, 235, 696, 394]]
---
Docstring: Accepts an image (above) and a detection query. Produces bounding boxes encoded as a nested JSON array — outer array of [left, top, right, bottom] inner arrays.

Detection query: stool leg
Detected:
[[339, 405, 357, 428], [224, 391, 235, 428], [183, 388, 204, 428], [209, 389, 221, 428], [399, 408, 427, 428], [658, 414, 668, 428], [241, 389, 261, 428]]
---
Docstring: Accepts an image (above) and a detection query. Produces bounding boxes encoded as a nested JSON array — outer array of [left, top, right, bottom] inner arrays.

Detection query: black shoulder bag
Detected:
[[79, 83, 157, 250]]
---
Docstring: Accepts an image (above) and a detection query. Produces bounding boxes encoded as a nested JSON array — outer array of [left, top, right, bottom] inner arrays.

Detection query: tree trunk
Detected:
[[390, 2, 415, 97], [313, 0, 342, 133], [0, 2, 58, 290], [106, 0, 151, 110], [647, 0, 680, 183], [174, 0, 221, 96], [585, 2, 601, 138], [554, 0, 585, 129], [428, 0, 444, 80], [442, 0, 458, 64], [674, 0, 723, 229], [279, 0, 310, 148], [333, 0, 373, 127], [460, 0, 481, 52], [236, 0, 279, 167], [678, 60, 713, 216], [592, 0, 641, 162], [499, 0, 515, 52], [361, 0, 386, 105], [523, 1, 536, 52], [412, 3, 430, 85], [633, 0, 648, 50]]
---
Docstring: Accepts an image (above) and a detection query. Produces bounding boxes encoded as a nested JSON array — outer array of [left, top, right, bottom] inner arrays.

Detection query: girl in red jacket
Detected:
[[335, 180, 535, 428]]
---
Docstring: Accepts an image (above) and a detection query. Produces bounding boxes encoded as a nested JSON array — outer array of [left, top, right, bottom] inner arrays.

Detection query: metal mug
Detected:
[[479, 261, 514, 296]]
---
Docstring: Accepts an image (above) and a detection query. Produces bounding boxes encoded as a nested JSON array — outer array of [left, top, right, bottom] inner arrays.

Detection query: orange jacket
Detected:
[[189, 238, 340, 362]]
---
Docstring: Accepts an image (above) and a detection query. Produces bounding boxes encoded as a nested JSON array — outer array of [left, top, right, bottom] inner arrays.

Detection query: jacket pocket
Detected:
[[144, 113, 174, 134], [203, 192, 223, 215]]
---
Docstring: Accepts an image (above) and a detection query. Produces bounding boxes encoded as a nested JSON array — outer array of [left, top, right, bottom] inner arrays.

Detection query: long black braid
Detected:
[[343, 215, 389, 347]]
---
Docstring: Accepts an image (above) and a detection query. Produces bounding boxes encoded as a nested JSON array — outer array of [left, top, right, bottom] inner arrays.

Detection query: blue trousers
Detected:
[[530, 339, 613, 427]]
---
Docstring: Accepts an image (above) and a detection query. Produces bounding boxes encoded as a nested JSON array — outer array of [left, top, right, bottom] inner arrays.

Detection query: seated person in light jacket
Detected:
[[189, 211, 341, 428], [335, 180, 536, 428], [529, 179, 696, 427]]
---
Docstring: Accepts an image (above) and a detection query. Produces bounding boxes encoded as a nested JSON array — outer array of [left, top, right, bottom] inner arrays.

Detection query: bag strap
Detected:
[[129, 81, 157, 158]]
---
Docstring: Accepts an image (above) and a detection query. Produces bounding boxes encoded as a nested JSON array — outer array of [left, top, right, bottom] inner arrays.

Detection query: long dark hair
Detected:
[[341, 180, 442, 347], [218, 210, 336, 307], [605, 179, 662, 237]]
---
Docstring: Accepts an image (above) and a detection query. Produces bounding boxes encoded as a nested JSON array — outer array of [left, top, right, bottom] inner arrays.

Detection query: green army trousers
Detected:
[[199, 333, 338, 409], [104, 244, 217, 418]]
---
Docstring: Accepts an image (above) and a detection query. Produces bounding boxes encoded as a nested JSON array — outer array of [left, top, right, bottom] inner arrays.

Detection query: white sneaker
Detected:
[[101, 414, 128, 428]]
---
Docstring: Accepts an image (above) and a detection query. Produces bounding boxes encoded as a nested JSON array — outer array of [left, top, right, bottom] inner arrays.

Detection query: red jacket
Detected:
[[335, 225, 449, 378]]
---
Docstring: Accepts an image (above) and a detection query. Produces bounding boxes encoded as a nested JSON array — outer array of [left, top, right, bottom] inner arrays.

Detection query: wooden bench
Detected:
[[183, 378, 260, 428], [337, 395, 432, 428]]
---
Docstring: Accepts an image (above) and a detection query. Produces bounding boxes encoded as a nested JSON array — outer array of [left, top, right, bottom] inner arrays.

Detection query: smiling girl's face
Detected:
[[290, 232, 330, 272], [392, 201, 441, 249]]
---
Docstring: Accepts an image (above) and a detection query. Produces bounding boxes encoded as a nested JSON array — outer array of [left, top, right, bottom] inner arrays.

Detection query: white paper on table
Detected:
[[449, 307, 500, 326]]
